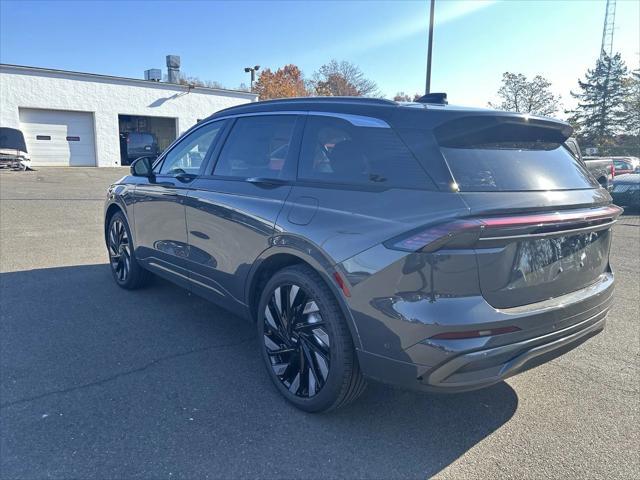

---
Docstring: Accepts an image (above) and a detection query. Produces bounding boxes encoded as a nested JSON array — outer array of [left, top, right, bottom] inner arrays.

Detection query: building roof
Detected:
[[0, 63, 257, 100]]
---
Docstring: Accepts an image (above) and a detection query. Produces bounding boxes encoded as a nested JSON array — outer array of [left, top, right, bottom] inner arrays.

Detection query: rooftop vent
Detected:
[[144, 69, 162, 82], [166, 55, 181, 84]]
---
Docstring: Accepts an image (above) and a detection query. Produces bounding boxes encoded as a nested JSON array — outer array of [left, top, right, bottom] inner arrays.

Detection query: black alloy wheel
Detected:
[[107, 212, 151, 289], [108, 217, 131, 283], [262, 283, 331, 398], [257, 265, 366, 412]]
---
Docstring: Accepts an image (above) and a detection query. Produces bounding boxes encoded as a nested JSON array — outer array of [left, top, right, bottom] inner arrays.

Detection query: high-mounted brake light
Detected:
[[385, 205, 622, 253]]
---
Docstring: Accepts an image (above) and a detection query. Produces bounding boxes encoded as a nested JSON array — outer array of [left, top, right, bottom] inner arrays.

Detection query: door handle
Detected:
[[175, 172, 197, 183], [246, 177, 288, 187]]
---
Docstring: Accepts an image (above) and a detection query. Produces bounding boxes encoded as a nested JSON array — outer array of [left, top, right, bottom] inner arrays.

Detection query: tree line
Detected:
[[181, 54, 638, 156]]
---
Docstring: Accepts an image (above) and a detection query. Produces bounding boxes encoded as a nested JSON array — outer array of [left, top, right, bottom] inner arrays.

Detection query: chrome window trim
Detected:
[[199, 110, 391, 129], [152, 110, 391, 171]]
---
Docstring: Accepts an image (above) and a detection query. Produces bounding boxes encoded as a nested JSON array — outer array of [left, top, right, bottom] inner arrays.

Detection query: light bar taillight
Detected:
[[385, 205, 622, 253]]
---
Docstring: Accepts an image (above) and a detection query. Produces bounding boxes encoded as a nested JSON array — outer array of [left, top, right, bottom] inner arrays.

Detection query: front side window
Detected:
[[157, 121, 226, 175], [298, 116, 433, 188], [213, 115, 297, 179]]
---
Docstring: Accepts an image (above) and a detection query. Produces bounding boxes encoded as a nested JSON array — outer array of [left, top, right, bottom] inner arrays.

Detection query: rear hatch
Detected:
[[436, 115, 619, 309]]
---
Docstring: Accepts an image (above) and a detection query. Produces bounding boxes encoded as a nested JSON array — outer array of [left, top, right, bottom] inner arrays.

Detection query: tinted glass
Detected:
[[213, 115, 297, 179], [441, 144, 599, 191], [614, 161, 631, 170], [129, 133, 155, 147], [158, 121, 225, 175], [299, 116, 434, 188]]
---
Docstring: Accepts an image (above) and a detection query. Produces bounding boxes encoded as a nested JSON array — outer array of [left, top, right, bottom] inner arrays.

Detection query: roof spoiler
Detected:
[[434, 115, 574, 148], [416, 93, 448, 105]]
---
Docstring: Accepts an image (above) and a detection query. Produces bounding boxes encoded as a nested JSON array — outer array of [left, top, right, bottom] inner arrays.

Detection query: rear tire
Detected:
[[257, 264, 366, 412], [107, 212, 151, 290]]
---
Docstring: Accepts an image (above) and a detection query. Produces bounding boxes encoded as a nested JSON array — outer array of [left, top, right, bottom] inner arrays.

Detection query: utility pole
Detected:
[[425, 0, 436, 94]]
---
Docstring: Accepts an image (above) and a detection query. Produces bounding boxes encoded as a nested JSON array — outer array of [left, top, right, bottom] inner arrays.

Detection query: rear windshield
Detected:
[[434, 117, 598, 191], [441, 143, 598, 191]]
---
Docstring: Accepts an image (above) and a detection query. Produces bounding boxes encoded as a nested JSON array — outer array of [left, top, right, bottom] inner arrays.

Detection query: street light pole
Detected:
[[425, 0, 435, 94], [244, 65, 261, 91]]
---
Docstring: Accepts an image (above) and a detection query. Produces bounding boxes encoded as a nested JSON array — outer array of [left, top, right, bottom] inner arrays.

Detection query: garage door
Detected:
[[19, 109, 96, 166]]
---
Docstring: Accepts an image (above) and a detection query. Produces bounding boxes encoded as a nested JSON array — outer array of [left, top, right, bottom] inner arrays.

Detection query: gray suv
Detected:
[[104, 97, 620, 412]]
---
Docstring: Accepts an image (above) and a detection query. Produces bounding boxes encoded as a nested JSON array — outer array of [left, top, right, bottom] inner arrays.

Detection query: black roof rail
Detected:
[[250, 96, 397, 106], [415, 93, 448, 105]]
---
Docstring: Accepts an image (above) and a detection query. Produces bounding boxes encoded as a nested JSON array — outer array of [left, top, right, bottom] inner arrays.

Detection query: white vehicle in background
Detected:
[[0, 127, 31, 171]]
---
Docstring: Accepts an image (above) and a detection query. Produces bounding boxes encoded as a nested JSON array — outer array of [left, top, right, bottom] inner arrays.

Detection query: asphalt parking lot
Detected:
[[1, 167, 638, 479]]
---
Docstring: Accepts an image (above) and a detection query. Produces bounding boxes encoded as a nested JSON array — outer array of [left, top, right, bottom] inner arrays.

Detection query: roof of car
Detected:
[[207, 96, 548, 122]]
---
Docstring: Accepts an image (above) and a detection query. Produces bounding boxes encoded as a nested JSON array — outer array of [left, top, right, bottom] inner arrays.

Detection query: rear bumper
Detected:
[[357, 310, 607, 393], [356, 272, 613, 393], [421, 310, 606, 391]]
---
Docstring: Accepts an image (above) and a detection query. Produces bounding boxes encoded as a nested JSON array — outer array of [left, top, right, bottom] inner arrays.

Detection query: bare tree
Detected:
[[393, 92, 423, 102], [171, 73, 225, 89], [311, 60, 379, 97], [489, 72, 561, 117], [393, 92, 412, 102]]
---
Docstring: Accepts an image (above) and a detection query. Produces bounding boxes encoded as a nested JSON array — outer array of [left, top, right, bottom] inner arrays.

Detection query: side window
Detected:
[[157, 121, 226, 175], [298, 116, 433, 188], [212, 115, 297, 179]]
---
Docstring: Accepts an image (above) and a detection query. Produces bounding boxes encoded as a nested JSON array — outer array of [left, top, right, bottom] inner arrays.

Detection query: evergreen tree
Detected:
[[622, 68, 640, 136], [567, 53, 629, 146]]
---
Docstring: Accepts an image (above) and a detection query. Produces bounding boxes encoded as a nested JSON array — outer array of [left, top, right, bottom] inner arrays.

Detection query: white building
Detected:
[[0, 64, 257, 167]]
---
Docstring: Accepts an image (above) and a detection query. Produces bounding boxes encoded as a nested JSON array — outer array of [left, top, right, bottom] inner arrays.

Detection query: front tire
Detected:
[[257, 265, 366, 412], [107, 212, 151, 289]]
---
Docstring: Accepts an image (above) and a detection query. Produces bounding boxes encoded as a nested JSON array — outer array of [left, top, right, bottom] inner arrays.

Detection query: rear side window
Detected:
[[435, 118, 598, 191], [298, 116, 435, 189], [213, 115, 297, 180]]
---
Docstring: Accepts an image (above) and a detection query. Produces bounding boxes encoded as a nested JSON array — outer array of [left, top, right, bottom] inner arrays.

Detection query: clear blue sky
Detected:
[[1, 0, 638, 116]]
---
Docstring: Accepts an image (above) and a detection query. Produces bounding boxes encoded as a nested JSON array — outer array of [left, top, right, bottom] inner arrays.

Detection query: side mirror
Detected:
[[130, 156, 154, 177]]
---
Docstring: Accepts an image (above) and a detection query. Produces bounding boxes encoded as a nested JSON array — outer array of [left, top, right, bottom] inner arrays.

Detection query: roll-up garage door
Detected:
[[19, 109, 96, 166]]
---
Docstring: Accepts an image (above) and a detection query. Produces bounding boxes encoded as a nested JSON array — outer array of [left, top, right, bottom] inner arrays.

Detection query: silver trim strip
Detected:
[[201, 110, 391, 128], [148, 261, 226, 297]]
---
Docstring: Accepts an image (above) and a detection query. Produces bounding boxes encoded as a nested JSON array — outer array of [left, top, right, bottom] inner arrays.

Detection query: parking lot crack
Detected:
[[0, 337, 253, 410]]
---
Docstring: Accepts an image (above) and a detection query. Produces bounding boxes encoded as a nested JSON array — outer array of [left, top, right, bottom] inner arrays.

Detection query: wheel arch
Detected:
[[104, 194, 134, 246], [245, 246, 362, 350], [104, 203, 125, 245]]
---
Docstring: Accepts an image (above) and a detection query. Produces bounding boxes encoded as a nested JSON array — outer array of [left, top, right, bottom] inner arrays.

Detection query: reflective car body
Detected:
[[105, 97, 620, 393]]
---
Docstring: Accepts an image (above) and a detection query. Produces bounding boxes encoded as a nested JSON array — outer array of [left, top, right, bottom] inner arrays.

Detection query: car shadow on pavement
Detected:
[[1, 264, 518, 479]]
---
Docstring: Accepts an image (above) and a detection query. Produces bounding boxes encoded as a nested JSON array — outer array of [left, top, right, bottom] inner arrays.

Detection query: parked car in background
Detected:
[[583, 155, 615, 189], [613, 158, 636, 175], [120, 131, 159, 165], [0, 127, 30, 170], [105, 97, 621, 412], [611, 156, 640, 171], [611, 173, 640, 209]]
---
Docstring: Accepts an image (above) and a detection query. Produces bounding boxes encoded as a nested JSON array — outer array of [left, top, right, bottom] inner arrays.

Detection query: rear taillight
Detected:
[[610, 164, 615, 178], [384, 219, 483, 252], [385, 205, 623, 253]]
